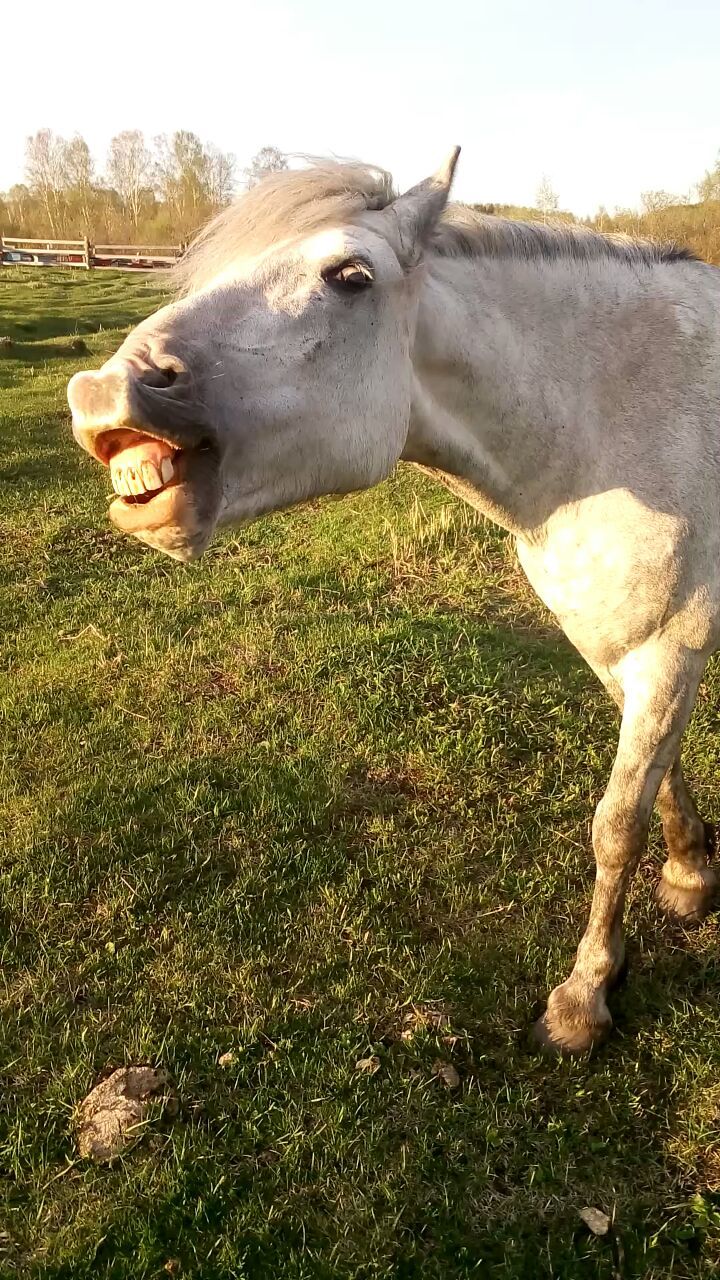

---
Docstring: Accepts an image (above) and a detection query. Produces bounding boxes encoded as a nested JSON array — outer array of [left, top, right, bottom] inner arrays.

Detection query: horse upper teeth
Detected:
[[141, 461, 162, 490], [108, 440, 176, 497], [111, 467, 129, 496]]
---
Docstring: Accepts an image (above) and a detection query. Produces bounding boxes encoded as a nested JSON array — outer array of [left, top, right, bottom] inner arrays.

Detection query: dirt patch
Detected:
[[76, 1065, 176, 1161]]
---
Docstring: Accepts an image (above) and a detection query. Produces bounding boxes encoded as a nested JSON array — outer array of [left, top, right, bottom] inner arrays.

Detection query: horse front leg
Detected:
[[578, 653, 717, 926], [534, 640, 707, 1055]]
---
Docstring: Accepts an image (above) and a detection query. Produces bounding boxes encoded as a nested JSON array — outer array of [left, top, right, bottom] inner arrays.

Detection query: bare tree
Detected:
[[107, 130, 153, 232], [641, 190, 683, 214], [25, 129, 66, 234], [244, 146, 288, 189], [536, 174, 559, 223], [206, 144, 236, 206], [64, 135, 95, 233]]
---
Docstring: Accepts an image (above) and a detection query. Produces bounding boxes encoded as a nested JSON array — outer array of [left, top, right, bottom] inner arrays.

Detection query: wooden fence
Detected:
[[0, 236, 184, 271]]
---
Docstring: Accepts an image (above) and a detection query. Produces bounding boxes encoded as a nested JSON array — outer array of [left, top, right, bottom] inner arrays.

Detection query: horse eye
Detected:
[[324, 262, 373, 290]]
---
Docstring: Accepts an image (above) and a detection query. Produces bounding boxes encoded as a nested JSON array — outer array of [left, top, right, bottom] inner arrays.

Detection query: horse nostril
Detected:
[[138, 361, 183, 392]]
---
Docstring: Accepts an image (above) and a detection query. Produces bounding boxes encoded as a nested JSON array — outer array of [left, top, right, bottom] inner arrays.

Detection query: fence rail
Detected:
[[4, 237, 88, 247], [0, 235, 184, 271]]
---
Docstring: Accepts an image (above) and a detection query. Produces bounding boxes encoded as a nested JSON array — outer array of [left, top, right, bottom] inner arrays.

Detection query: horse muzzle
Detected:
[[68, 354, 222, 562]]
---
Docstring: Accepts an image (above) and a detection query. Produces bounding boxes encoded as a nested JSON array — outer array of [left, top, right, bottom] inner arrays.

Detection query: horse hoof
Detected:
[[532, 987, 612, 1057], [656, 872, 717, 926]]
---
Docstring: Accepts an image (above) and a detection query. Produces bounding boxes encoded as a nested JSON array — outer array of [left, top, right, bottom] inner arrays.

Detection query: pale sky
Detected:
[[2, 0, 718, 215]]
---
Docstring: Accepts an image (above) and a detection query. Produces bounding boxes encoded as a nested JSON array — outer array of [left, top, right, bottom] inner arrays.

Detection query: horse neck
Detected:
[[404, 250, 690, 537]]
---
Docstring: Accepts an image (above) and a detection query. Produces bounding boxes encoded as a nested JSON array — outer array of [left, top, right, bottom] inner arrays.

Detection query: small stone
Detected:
[[355, 1055, 381, 1075], [578, 1206, 611, 1236], [433, 1060, 460, 1089], [218, 1051, 236, 1068]]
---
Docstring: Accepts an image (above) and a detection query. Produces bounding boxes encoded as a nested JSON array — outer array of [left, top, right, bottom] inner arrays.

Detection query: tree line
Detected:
[[591, 155, 720, 263], [484, 155, 720, 264], [0, 130, 287, 245], [2, 129, 720, 264]]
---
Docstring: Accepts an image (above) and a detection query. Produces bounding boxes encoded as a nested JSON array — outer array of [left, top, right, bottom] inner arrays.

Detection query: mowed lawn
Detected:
[[3, 268, 720, 1280]]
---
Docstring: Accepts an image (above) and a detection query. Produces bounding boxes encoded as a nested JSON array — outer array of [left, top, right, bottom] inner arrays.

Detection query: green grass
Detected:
[[2, 267, 720, 1279]]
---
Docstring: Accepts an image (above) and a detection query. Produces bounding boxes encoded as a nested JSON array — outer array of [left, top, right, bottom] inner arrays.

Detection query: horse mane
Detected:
[[175, 159, 695, 294], [433, 206, 696, 267]]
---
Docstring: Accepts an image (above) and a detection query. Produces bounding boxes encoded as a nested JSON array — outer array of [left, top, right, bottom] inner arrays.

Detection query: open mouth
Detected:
[[68, 365, 222, 561], [84, 425, 221, 562], [95, 427, 183, 506]]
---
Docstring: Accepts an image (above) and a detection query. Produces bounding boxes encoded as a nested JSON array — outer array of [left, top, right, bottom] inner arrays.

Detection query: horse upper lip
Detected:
[[73, 418, 217, 467], [68, 364, 217, 462]]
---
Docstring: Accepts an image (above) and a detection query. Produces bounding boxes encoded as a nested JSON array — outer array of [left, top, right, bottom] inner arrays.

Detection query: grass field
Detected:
[[3, 268, 720, 1279]]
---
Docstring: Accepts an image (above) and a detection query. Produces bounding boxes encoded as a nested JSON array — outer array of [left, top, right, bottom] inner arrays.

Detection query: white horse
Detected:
[[68, 150, 720, 1055]]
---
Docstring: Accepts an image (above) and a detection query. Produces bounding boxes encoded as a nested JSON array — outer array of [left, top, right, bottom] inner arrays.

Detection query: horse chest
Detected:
[[516, 514, 680, 666]]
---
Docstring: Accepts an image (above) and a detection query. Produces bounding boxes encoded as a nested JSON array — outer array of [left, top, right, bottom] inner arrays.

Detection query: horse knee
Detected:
[[592, 798, 646, 872]]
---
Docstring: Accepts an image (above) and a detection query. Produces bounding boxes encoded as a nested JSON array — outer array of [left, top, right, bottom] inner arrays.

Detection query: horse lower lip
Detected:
[[104, 442, 219, 563]]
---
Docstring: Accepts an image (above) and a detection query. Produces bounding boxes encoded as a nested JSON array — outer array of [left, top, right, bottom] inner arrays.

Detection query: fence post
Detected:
[[83, 236, 92, 270], [0, 235, 4, 268]]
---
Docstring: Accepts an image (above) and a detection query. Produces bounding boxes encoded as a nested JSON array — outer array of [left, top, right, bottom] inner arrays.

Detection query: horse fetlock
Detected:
[[656, 859, 718, 924], [532, 981, 613, 1057]]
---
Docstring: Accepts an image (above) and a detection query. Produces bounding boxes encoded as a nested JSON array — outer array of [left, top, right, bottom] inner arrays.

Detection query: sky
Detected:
[[2, 0, 718, 215]]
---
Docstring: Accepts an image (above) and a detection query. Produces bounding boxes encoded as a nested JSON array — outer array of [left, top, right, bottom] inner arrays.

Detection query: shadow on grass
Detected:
[[5, 592, 716, 1276], [0, 451, 81, 488], [1, 341, 91, 361], [0, 307, 165, 346]]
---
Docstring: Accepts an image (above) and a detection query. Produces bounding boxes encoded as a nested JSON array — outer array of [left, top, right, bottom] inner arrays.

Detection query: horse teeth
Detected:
[[141, 461, 162, 490], [108, 445, 176, 499], [111, 468, 128, 496], [109, 459, 172, 497]]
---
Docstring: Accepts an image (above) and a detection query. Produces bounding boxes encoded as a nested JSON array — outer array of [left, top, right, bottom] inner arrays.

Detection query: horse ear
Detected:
[[387, 146, 461, 266]]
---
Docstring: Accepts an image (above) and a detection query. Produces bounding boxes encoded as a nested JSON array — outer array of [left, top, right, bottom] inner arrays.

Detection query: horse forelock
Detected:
[[174, 161, 397, 295]]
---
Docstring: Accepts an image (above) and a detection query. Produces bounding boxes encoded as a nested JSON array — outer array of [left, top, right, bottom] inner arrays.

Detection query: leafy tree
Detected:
[[154, 131, 235, 236], [698, 152, 720, 203], [4, 184, 32, 230]]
